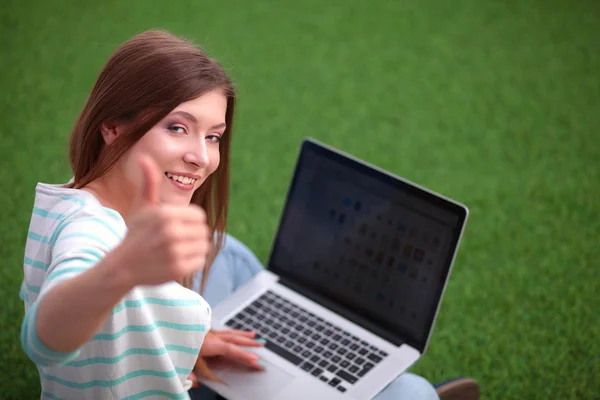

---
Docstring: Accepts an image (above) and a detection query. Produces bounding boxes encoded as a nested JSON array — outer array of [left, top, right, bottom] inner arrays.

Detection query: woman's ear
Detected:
[[100, 121, 122, 145]]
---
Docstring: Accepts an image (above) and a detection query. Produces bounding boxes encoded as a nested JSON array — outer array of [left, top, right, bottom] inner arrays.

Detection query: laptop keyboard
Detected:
[[225, 290, 389, 392]]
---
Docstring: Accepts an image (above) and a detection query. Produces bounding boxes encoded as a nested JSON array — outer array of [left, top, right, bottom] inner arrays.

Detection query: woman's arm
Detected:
[[34, 244, 134, 353]]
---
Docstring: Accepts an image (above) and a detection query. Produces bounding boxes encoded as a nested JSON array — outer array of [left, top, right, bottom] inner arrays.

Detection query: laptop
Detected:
[[199, 137, 469, 400]]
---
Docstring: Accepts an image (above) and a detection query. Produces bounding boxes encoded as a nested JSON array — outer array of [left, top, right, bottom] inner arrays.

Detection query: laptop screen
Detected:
[[268, 139, 468, 351]]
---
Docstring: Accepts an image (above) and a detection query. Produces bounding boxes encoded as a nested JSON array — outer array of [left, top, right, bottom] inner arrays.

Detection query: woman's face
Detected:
[[117, 89, 228, 206]]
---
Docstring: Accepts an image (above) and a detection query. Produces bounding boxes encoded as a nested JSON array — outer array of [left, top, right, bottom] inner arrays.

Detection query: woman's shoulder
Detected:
[[33, 181, 125, 231]]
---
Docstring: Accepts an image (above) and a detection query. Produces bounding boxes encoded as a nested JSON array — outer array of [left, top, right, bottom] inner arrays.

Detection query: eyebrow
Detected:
[[170, 111, 226, 130]]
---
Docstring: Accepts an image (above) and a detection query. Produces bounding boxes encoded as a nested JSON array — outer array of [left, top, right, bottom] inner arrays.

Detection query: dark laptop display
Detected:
[[268, 140, 467, 351]]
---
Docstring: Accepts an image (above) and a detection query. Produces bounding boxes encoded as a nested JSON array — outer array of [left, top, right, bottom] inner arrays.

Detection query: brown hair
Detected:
[[67, 29, 234, 383]]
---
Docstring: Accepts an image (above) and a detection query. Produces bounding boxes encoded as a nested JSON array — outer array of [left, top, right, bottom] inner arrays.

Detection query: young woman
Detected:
[[20, 29, 479, 400], [19, 29, 249, 399]]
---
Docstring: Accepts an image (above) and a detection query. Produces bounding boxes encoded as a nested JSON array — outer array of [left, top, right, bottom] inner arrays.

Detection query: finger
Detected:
[[219, 329, 256, 337], [136, 155, 162, 208], [219, 334, 265, 348], [161, 205, 207, 224], [225, 344, 265, 370]]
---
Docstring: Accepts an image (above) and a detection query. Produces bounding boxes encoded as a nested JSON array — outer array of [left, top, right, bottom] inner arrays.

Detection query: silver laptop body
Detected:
[[200, 138, 469, 400]]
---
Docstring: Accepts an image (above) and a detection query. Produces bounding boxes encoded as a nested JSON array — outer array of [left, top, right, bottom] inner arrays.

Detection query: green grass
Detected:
[[1, 0, 599, 398]]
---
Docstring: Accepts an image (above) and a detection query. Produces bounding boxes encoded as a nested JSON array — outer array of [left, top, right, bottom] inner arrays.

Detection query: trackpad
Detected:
[[213, 364, 294, 400]]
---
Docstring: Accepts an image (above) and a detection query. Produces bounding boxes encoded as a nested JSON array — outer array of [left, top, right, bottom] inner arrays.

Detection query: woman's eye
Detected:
[[168, 125, 186, 134], [207, 135, 221, 143]]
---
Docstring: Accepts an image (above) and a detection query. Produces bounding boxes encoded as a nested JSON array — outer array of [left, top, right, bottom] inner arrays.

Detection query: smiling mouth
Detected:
[[165, 172, 197, 185]]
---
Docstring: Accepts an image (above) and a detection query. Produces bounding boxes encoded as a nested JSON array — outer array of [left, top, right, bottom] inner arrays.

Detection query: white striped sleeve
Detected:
[[20, 214, 124, 367]]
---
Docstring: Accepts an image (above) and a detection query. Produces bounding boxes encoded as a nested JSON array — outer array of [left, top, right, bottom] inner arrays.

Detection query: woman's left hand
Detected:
[[189, 329, 266, 386]]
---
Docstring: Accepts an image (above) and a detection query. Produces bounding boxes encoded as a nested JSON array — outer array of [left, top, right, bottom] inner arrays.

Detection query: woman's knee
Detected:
[[374, 372, 439, 400]]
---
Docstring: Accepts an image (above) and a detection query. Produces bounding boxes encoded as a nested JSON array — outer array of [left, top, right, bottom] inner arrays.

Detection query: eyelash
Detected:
[[168, 125, 222, 142]]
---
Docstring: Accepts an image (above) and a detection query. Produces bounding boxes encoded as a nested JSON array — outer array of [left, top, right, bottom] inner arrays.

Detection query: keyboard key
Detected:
[[318, 360, 328, 368], [358, 348, 368, 356], [336, 369, 358, 384], [301, 362, 314, 372], [340, 360, 350, 368], [282, 328, 290, 335], [307, 320, 316, 327], [323, 351, 333, 358], [332, 355, 341, 363], [304, 329, 313, 336], [324, 329, 333, 336], [302, 350, 311, 358], [329, 343, 339, 350], [285, 341, 294, 348], [337, 348, 347, 355], [311, 368, 323, 377], [337, 386, 347, 393], [320, 376, 328, 382], [290, 332, 298, 339], [333, 334, 342, 341], [264, 340, 302, 365], [310, 355, 320, 363], [349, 365, 359, 373], [350, 343, 359, 351], [315, 325, 325, 332], [379, 350, 389, 357], [225, 319, 234, 327], [327, 365, 338, 373], [276, 337, 285, 343], [356, 357, 365, 365], [368, 353, 383, 363], [369, 345, 378, 351], [351, 335, 359, 341], [299, 337, 307, 344], [246, 308, 257, 316], [306, 342, 315, 349], [320, 338, 330, 346], [314, 346, 324, 354], [341, 339, 350, 346], [293, 345, 303, 353], [346, 353, 356, 360], [328, 378, 341, 387], [364, 362, 375, 370], [312, 333, 321, 341]]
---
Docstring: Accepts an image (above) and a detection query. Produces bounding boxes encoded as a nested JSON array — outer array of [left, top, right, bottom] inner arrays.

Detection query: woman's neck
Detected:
[[83, 170, 136, 223]]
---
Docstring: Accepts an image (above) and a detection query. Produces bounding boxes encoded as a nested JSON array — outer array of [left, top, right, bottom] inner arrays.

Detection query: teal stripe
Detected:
[[65, 345, 200, 367], [165, 344, 201, 355], [122, 390, 188, 400], [175, 367, 191, 375], [57, 232, 108, 248], [61, 195, 85, 206], [67, 347, 168, 367], [24, 256, 48, 270], [20, 284, 30, 303], [33, 207, 63, 220], [42, 392, 62, 400], [73, 217, 123, 240], [48, 205, 84, 246], [46, 266, 90, 283], [28, 231, 50, 244], [42, 369, 178, 389], [26, 283, 41, 293], [92, 321, 206, 341], [112, 297, 202, 314]]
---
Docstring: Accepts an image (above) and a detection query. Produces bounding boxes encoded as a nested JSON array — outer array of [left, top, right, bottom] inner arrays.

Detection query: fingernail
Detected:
[[256, 339, 267, 345], [258, 360, 267, 367]]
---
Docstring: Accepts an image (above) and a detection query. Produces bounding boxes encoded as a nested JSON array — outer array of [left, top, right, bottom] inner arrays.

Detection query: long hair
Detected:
[[67, 29, 234, 383]]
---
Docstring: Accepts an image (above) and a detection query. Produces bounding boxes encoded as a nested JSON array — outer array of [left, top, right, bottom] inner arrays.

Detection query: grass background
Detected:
[[1, 0, 599, 398]]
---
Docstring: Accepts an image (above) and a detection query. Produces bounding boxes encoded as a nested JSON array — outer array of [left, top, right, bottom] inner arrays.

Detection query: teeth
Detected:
[[166, 173, 196, 185]]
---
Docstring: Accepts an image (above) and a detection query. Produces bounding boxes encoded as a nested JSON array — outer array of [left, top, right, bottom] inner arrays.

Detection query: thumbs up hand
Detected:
[[117, 155, 211, 286]]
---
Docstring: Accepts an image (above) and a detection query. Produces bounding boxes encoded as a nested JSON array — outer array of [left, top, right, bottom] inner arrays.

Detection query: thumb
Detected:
[[136, 155, 161, 208]]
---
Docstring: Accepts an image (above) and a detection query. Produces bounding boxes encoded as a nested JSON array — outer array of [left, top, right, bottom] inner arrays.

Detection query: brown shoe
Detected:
[[435, 377, 480, 400]]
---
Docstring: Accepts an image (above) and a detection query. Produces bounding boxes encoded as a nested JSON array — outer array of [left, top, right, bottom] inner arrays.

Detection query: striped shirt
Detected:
[[20, 182, 211, 400]]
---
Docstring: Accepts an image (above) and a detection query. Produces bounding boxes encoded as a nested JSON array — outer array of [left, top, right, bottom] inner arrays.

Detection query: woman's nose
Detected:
[[183, 141, 210, 168]]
